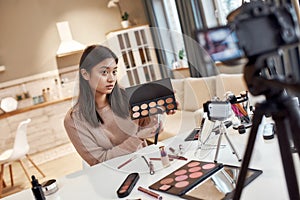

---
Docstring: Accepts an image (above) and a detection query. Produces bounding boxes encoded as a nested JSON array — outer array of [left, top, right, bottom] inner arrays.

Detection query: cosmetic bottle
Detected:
[[42, 89, 47, 102], [31, 175, 46, 200], [159, 146, 170, 168]]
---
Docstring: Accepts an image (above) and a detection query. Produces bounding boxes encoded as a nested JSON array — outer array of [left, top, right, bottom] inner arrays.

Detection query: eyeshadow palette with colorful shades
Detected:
[[125, 78, 177, 120], [149, 160, 223, 196]]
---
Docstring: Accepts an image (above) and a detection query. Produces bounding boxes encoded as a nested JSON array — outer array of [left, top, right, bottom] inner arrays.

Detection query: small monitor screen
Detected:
[[197, 26, 244, 62]]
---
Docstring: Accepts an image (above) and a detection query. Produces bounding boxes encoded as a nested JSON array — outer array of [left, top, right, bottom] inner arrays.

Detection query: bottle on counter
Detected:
[[42, 89, 47, 102], [54, 78, 63, 99], [31, 175, 46, 200], [46, 88, 51, 101], [21, 83, 31, 99], [159, 146, 170, 168]]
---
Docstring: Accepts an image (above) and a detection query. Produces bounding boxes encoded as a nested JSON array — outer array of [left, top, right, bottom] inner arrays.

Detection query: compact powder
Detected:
[[166, 97, 173, 103], [157, 99, 165, 106], [174, 169, 187, 176], [132, 106, 140, 112], [140, 103, 148, 110], [188, 166, 201, 173], [160, 177, 174, 185], [149, 101, 156, 107], [132, 112, 140, 118], [175, 181, 189, 188], [150, 107, 158, 114], [167, 104, 175, 110], [175, 175, 188, 182], [141, 110, 148, 116], [188, 161, 201, 168], [189, 172, 203, 179], [202, 163, 216, 170]]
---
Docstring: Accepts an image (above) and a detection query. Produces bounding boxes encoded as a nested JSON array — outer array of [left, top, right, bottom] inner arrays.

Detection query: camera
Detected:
[[203, 101, 232, 121], [197, 0, 300, 62]]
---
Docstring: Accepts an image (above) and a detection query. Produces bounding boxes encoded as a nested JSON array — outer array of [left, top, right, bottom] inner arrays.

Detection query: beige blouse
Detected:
[[64, 104, 158, 166]]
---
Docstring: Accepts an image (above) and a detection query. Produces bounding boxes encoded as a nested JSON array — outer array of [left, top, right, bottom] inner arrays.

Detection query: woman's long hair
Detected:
[[77, 45, 129, 127]]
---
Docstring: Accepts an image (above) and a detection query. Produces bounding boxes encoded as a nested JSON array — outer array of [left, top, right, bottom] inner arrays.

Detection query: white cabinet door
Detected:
[[106, 25, 161, 87]]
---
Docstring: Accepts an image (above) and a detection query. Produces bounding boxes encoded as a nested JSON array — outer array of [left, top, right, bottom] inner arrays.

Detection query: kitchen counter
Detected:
[[0, 97, 73, 120], [0, 97, 75, 154]]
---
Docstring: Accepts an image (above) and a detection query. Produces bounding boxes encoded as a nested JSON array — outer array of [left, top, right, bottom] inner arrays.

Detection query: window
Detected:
[[152, 0, 188, 70], [215, 0, 245, 25]]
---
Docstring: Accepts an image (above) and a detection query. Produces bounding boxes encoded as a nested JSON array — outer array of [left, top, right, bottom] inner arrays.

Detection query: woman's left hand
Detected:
[[166, 101, 179, 115]]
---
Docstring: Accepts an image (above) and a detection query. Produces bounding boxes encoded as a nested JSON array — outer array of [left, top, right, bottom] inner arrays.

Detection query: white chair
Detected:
[[0, 119, 45, 195]]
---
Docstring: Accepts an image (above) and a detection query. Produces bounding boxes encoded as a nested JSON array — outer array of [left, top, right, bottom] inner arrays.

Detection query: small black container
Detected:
[[31, 175, 46, 200]]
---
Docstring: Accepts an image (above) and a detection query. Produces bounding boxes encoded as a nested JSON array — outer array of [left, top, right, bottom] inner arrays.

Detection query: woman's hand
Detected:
[[166, 101, 179, 115], [136, 119, 164, 139]]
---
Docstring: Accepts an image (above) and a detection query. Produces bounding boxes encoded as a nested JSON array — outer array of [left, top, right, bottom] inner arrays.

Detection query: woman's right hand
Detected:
[[136, 121, 163, 139]]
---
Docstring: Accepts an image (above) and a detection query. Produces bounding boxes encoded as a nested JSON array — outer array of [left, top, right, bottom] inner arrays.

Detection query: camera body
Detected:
[[203, 101, 232, 121], [197, 0, 300, 62]]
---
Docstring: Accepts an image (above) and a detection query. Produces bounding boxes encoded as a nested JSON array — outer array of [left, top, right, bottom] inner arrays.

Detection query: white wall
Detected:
[[0, 0, 148, 82]]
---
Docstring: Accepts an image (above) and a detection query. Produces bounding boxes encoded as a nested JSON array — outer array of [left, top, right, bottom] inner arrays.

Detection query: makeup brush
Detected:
[[154, 107, 163, 145]]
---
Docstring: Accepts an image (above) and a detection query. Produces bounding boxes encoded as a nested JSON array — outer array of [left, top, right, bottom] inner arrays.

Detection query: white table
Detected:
[[3, 125, 298, 200]]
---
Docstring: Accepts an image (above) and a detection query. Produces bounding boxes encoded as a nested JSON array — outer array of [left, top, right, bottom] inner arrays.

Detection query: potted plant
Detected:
[[121, 12, 130, 28], [122, 12, 129, 21], [107, 0, 130, 28], [178, 48, 185, 68]]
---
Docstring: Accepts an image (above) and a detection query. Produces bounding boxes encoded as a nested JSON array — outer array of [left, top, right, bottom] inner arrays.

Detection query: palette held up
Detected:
[[125, 78, 177, 119]]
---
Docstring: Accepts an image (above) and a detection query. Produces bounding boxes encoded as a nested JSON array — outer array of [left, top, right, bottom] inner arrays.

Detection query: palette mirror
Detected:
[[149, 160, 262, 200], [182, 165, 262, 200]]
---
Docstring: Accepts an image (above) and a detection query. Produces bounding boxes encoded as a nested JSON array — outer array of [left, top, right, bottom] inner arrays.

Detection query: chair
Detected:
[[0, 119, 45, 195]]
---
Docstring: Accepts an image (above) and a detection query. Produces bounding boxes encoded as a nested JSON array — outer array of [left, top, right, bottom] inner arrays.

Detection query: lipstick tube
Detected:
[[138, 186, 162, 200]]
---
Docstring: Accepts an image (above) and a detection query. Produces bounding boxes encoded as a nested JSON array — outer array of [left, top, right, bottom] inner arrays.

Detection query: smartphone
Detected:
[[116, 172, 139, 198]]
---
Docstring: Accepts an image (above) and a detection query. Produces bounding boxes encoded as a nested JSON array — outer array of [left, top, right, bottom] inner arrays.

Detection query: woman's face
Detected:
[[82, 58, 118, 95]]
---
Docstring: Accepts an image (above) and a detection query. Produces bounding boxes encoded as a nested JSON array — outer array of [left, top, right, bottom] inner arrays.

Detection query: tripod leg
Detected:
[[274, 115, 300, 200], [233, 103, 265, 200], [224, 132, 242, 162], [214, 131, 223, 163], [284, 98, 300, 156]]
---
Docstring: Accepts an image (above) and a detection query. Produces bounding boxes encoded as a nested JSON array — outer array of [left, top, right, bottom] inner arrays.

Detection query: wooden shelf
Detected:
[[172, 67, 189, 71], [0, 97, 73, 120]]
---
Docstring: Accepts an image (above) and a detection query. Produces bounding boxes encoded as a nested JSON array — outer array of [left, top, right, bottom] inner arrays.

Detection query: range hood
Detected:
[[56, 21, 86, 57]]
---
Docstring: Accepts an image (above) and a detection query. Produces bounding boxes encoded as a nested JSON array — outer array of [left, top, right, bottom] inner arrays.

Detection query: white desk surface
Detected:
[[3, 126, 299, 200]]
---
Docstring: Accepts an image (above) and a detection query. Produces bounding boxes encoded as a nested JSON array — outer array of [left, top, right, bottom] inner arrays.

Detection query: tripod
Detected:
[[230, 54, 300, 200], [214, 120, 242, 163]]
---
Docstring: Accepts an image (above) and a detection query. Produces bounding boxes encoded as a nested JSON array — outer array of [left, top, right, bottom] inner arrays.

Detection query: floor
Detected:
[[0, 143, 82, 199]]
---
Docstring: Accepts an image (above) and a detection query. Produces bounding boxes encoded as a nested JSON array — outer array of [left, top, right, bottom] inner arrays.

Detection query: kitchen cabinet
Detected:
[[106, 25, 162, 87]]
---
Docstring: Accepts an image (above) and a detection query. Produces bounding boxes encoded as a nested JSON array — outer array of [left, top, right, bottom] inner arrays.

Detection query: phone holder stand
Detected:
[[213, 120, 242, 163]]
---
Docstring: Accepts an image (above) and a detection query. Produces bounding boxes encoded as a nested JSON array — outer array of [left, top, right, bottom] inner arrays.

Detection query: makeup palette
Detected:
[[149, 160, 223, 196], [182, 165, 263, 200], [125, 78, 177, 120]]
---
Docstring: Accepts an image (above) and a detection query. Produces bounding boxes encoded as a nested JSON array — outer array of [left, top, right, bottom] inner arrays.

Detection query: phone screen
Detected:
[[197, 26, 244, 62]]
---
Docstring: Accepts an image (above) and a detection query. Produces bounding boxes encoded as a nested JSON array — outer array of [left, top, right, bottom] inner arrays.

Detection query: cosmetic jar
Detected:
[[238, 125, 246, 134], [41, 179, 58, 195]]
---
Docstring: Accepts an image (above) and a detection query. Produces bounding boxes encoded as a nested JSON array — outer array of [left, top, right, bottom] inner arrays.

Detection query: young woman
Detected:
[[64, 45, 175, 166]]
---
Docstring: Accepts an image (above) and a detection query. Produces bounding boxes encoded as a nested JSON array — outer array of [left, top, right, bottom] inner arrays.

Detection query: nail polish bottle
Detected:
[[31, 175, 46, 200], [159, 146, 170, 168]]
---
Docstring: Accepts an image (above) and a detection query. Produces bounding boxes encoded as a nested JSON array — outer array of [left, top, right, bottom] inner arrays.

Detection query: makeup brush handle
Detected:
[[154, 115, 161, 145]]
